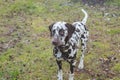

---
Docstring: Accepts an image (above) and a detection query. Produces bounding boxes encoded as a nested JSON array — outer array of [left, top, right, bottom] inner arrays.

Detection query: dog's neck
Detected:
[[58, 43, 70, 53]]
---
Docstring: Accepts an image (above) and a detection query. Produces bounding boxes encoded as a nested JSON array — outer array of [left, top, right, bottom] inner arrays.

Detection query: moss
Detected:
[[107, 29, 120, 35], [9, 70, 20, 80], [31, 18, 48, 32], [92, 41, 109, 50], [112, 63, 120, 73]]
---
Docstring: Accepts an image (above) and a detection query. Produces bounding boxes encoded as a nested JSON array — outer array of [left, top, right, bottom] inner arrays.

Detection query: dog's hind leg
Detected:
[[56, 60, 63, 80], [78, 35, 87, 69]]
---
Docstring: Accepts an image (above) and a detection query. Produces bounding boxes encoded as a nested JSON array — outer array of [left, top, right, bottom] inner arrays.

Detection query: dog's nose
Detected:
[[52, 41, 58, 46]]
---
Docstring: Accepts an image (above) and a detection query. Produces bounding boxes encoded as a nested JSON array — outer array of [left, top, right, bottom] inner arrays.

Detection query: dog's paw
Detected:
[[57, 76, 63, 80], [69, 74, 74, 80], [78, 63, 84, 69], [57, 70, 63, 80], [57, 78, 63, 80]]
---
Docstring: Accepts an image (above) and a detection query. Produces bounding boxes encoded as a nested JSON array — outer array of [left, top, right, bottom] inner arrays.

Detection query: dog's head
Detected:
[[49, 22, 75, 46]]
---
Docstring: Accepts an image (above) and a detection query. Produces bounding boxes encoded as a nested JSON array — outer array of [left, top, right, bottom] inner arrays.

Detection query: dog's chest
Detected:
[[53, 45, 77, 61]]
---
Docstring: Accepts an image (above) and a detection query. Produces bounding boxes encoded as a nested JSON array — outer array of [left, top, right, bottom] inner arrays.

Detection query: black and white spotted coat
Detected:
[[49, 9, 89, 80], [53, 22, 88, 63]]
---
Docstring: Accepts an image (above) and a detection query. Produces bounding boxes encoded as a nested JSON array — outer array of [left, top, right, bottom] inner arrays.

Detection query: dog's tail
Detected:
[[81, 9, 88, 25]]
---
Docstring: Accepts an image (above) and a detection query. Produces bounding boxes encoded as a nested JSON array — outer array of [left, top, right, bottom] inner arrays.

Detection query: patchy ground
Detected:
[[0, 0, 120, 80]]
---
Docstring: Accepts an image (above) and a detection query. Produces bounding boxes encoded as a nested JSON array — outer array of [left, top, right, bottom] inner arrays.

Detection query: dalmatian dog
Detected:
[[49, 9, 89, 80]]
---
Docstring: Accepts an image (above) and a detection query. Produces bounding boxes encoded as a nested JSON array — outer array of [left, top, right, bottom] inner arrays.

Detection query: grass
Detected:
[[0, 0, 120, 80], [107, 29, 120, 35]]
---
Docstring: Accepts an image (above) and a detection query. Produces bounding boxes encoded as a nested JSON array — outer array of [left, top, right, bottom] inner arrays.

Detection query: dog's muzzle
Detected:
[[52, 38, 59, 46], [52, 40, 58, 46], [52, 37, 63, 46]]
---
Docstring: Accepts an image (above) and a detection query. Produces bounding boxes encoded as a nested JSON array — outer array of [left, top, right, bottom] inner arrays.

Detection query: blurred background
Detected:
[[0, 0, 120, 80]]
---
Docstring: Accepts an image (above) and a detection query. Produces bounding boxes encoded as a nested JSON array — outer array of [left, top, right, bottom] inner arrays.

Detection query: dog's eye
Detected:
[[76, 29, 80, 32], [59, 29, 64, 36]]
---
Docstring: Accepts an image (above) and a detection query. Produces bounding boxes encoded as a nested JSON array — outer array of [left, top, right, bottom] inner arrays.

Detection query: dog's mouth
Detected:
[[52, 39, 64, 47], [51, 35, 66, 47], [52, 41, 64, 47], [52, 41, 59, 46]]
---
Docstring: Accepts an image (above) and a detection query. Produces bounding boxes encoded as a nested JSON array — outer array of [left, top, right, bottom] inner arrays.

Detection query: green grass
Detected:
[[0, 0, 120, 80], [112, 63, 120, 73], [107, 29, 120, 35], [106, 0, 120, 6]]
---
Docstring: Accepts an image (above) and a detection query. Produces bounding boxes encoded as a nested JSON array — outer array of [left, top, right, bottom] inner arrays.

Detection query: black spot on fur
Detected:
[[69, 53, 76, 60], [69, 57, 74, 60], [68, 49, 71, 53], [81, 34, 85, 39], [59, 45, 69, 53], [76, 28, 80, 32], [54, 47, 58, 54], [75, 36, 78, 42], [62, 52, 69, 60], [81, 43, 84, 46], [72, 44, 76, 50], [81, 23, 84, 25], [84, 25, 89, 31]]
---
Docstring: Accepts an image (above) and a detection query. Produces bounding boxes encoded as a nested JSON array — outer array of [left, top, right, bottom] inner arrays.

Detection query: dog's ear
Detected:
[[65, 23, 75, 42], [49, 23, 54, 36]]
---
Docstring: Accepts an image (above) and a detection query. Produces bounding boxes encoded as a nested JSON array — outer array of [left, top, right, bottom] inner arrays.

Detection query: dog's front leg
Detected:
[[56, 60, 63, 80], [69, 60, 76, 80]]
